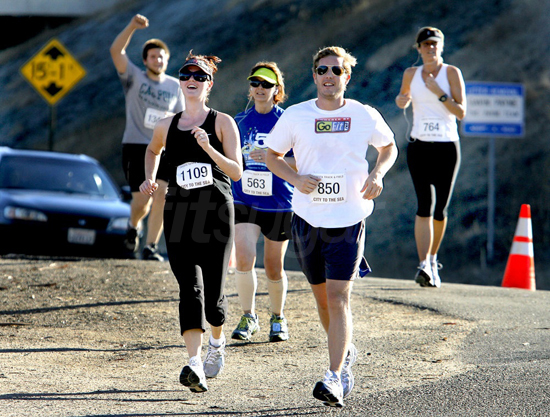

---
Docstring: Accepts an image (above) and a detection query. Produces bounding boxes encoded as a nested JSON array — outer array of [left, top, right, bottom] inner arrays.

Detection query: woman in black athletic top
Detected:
[[140, 52, 242, 393]]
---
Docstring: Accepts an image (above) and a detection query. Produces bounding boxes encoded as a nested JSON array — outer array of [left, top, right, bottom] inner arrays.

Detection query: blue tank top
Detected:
[[232, 106, 293, 212]]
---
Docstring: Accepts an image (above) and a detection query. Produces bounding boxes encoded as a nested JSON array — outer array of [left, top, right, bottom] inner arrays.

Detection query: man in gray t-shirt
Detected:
[[110, 14, 184, 261]]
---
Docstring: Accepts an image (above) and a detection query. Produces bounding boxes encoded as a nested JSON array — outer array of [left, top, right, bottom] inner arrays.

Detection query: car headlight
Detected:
[[108, 217, 129, 231], [4, 206, 48, 222]]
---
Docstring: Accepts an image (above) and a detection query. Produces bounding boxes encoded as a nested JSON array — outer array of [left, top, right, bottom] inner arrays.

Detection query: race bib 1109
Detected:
[[176, 162, 213, 190]]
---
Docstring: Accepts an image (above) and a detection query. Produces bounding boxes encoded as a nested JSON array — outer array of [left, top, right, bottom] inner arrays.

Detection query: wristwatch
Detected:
[[438, 94, 448, 102]]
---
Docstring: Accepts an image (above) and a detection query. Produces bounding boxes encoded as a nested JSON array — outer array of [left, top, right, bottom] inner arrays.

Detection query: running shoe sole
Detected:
[[415, 270, 433, 287], [142, 248, 164, 261], [179, 366, 208, 393], [313, 381, 344, 407], [269, 333, 289, 342]]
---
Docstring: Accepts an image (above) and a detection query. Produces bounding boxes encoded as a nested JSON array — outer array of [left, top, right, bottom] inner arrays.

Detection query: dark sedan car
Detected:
[[0, 147, 133, 258]]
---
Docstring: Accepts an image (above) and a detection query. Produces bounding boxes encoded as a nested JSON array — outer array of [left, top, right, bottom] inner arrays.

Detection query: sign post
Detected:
[[461, 82, 525, 264], [20, 38, 86, 150]]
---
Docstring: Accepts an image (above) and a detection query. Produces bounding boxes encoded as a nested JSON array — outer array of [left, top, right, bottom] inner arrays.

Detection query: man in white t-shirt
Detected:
[[266, 46, 398, 407]]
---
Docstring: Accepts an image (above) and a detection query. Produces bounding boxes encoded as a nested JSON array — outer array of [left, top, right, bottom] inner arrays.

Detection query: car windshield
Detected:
[[0, 155, 120, 199]]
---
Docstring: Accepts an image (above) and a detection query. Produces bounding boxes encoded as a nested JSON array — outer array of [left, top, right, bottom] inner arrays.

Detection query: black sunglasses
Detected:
[[179, 72, 211, 82], [315, 65, 346, 76], [249, 80, 276, 89]]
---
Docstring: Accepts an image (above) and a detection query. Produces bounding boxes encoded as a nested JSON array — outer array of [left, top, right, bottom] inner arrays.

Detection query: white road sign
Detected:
[[462, 82, 524, 137]]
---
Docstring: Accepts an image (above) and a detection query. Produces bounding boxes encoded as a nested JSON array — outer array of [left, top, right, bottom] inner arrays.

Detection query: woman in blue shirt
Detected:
[[231, 62, 295, 343]]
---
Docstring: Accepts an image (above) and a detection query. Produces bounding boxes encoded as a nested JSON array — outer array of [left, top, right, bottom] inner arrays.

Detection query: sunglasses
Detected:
[[179, 72, 211, 82], [315, 65, 346, 76], [249, 80, 276, 89]]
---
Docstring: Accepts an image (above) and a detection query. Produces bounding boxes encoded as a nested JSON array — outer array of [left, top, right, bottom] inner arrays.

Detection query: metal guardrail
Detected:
[[0, 0, 123, 16]]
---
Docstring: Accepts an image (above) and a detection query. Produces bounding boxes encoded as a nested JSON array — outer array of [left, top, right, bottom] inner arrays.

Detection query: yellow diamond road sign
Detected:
[[20, 38, 86, 106]]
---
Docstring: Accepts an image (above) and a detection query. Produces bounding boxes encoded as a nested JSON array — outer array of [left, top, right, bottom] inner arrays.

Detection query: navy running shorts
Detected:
[[291, 214, 366, 285]]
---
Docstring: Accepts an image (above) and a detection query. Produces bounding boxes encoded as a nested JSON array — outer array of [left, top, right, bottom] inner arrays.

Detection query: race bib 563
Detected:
[[242, 170, 273, 196]]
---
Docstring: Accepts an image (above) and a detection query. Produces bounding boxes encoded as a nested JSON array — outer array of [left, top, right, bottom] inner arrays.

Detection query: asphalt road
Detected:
[[358, 277, 550, 416]]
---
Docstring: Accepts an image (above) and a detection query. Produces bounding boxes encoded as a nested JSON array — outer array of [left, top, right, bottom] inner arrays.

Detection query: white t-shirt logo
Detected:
[[315, 117, 351, 133]]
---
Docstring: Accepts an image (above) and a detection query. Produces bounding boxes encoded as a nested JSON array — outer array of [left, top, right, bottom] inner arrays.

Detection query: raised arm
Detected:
[[424, 65, 466, 120], [110, 14, 149, 74], [193, 113, 243, 182]]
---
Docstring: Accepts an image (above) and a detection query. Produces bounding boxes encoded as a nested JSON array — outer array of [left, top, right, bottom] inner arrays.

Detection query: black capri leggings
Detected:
[[163, 192, 234, 334], [407, 139, 461, 221]]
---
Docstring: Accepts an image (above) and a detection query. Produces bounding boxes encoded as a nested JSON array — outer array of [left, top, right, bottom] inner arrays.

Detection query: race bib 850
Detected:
[[310, 174, 347, 204]]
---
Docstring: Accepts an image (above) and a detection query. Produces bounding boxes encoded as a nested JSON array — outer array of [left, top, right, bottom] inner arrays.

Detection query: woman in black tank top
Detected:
[[139, 53, 242, 393]]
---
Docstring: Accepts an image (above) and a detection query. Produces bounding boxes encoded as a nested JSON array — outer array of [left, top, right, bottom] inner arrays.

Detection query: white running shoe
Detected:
[[179, 356, 208, 393], [415, 261, 434, 287], [341, 343, 358, 398], [431, 260, 442, 288], [313, 370, 344, 407], [203, 340, 225, 378]]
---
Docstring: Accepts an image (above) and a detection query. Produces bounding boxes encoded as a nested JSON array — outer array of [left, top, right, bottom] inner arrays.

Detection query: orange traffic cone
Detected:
[[501, 204, 535, 290]]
